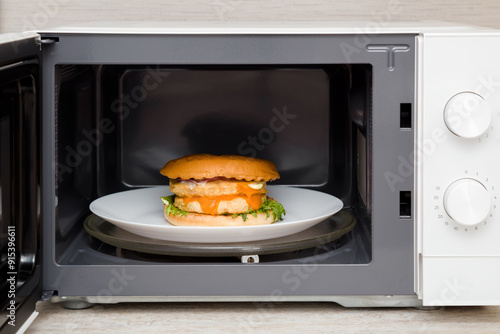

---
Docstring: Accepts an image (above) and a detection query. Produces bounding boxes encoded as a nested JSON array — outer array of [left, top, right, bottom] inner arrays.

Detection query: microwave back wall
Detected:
[[2, 23, 500, 325]]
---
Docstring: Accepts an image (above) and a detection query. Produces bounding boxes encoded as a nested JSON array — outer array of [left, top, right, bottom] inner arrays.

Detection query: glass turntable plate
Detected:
[[84, 210, 356, 257]]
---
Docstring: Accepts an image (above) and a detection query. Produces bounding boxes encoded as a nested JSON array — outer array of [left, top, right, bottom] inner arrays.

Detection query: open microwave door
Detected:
[[0, 32, 41, 333]]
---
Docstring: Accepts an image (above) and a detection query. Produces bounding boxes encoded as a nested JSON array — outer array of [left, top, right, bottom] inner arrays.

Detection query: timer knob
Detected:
[[443, 92, 491, 138], [443, 178, 491, 226]]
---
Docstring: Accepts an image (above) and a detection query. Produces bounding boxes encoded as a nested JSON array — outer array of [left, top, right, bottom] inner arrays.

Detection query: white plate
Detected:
[[89, 186, 343, 243]]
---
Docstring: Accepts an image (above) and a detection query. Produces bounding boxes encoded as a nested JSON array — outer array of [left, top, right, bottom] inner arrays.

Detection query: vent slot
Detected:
[[399, 191, 411, 219], [400, 103, 412, 129]]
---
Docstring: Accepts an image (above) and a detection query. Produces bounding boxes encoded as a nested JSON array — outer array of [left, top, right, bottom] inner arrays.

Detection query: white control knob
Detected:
[[443, 178, 491, 226], [444, 92, 491, 138]]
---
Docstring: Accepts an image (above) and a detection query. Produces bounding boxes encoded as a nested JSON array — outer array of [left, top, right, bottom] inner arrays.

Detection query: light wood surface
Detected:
[[1, 0, 500, 33], [25, 301, 500, 333]]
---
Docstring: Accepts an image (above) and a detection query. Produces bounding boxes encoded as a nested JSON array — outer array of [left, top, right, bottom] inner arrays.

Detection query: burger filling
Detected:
[[169, 178, 266, 198], [162, 178, 285, 222], [174, 193, 265, 215]]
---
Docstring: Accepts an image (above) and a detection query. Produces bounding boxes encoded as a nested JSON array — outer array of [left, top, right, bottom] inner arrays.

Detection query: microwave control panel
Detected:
[[418, 33, 500, 305]]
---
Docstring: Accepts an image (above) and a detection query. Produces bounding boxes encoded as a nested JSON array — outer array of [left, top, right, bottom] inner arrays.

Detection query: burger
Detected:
[[159, 154, 286, 227]]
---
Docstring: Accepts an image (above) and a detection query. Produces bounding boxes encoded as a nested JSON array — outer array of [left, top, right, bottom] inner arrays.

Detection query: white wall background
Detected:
[[1, 0, 500, 33]]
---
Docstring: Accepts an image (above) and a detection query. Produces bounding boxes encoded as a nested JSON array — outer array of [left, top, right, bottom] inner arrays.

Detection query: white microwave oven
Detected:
[[1, 21, 500, 333]]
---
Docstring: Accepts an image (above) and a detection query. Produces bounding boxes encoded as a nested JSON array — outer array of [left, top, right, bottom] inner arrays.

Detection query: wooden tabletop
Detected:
[[24, 301, 500, 333]]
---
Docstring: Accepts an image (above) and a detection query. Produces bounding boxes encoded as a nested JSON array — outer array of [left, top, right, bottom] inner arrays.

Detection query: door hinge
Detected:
[[35, 37, 59, 49]]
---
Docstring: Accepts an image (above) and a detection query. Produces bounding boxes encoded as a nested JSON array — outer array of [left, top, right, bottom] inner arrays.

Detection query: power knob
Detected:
[[443, 92, 491, 138], [443, 178, 491, 226]]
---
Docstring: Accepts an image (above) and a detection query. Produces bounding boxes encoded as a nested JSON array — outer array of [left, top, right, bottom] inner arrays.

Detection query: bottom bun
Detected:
[[164, 209, 274, 227]]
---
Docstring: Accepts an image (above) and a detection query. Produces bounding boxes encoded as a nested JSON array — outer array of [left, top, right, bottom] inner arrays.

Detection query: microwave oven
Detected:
[[2, 21, 500, 332]]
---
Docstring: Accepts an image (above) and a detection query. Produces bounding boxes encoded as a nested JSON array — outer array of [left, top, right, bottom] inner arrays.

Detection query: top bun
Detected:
[[160, 154, 280, 182]]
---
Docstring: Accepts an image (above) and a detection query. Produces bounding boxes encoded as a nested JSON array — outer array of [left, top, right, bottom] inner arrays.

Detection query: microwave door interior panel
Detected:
[[0, 32, 42, 333], [1, 25, 500, 327]]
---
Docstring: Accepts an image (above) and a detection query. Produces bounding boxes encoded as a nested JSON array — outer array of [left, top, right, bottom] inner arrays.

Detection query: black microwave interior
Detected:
[[54, 64, 372, 265]]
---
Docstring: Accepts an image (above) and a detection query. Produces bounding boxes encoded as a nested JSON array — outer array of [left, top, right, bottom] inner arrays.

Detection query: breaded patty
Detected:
[[170, 179, 267, 197], [174, 194, 266, 215]]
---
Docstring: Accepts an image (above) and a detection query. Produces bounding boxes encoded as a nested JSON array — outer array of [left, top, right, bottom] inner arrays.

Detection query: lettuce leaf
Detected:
[[161, 195, 286, 223], [161, 195, 189, 217], [233, 198, 286, 223]]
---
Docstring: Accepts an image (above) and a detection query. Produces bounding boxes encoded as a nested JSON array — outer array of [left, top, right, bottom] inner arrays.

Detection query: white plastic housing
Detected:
[[417, 32, 500, 305]]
